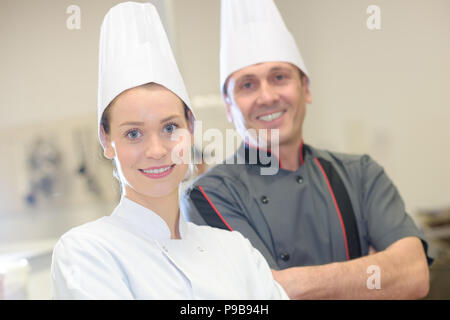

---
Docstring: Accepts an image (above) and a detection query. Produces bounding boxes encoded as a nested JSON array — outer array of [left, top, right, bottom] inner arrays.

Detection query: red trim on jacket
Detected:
[[198, 185, 233, 231], [314, 157, 350, 260], [299, 139, 305, 166]]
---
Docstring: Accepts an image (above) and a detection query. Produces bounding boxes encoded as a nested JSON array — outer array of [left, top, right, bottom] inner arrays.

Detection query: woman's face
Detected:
[[102, 83, 192, 201]]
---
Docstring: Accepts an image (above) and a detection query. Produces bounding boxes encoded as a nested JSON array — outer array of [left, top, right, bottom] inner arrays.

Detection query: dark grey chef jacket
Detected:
[[181, 142, 432, 269]]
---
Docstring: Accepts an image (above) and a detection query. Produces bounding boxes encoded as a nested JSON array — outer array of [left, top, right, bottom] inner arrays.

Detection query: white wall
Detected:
[[0, 0, 449, 238], [0, 0, 130, 242], [279, 0, 450, 214], [173, 0, 450, 214]]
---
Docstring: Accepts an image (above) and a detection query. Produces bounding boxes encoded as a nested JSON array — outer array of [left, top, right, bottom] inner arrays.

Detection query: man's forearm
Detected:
[[273, 237, 429, 299]]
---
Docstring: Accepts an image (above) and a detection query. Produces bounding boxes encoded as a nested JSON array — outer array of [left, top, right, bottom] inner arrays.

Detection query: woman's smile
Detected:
[[138, 164, 177, 179]]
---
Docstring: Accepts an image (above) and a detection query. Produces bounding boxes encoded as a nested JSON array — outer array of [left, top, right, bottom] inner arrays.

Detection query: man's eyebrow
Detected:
[[235, 74, 255, 82], [270, 66, 291, 72], [236, 67, 291, 82]]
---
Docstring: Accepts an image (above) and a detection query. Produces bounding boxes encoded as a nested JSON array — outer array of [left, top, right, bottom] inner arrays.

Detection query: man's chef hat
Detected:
[[97, 2, 193, 135], [220, 0, 309, 94]]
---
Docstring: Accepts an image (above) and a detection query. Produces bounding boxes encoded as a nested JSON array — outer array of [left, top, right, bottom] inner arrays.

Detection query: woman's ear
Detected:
[[99, 125, 115, 160], [187, 109, 195, 134]]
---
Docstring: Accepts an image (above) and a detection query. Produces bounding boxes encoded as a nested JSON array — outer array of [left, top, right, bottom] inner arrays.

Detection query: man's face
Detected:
[[225, 61, 311, 148]]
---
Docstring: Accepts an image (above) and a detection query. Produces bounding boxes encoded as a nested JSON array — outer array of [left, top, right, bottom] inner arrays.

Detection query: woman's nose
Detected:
[[145, 135, 169, 160]]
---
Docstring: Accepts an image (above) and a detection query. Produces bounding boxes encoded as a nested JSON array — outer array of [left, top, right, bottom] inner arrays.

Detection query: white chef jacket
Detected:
[[51, 196, 288, 299]]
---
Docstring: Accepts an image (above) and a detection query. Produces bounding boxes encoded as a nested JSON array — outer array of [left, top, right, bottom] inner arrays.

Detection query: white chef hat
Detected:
[[220, 0, 309, 94], [97, 1, 193, 136]]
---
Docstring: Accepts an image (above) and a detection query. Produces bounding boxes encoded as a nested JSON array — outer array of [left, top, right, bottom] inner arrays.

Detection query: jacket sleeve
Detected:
[[230, 231, 289, 299], [181, 174, 280, 269], [51, 233, 134, 299], [360, 155, 433, 264]]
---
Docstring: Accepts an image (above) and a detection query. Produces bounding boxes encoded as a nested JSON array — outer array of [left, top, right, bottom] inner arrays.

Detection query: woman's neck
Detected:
[[124, 187, 181, 239]]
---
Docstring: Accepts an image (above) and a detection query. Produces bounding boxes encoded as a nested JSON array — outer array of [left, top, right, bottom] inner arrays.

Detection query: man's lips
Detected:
[[256, 110, 286, 123]]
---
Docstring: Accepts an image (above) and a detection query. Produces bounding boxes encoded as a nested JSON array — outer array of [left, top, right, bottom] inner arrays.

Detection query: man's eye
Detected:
[[238, 81, 254, 91], [126, 129, 142, 139], [275, 74, 285, 81]]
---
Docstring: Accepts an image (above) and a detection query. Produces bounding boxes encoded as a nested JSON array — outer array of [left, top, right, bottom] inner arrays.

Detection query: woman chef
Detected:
[[50, 2, 288, 300]]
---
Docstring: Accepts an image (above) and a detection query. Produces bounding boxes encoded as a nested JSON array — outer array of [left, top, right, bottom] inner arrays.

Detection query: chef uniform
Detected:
[[51, 2, 288, 300], [181, 0, 432, 269], [51, 197, 286, 299]]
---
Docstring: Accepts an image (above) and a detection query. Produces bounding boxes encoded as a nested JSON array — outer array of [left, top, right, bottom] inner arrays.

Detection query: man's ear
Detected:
[[223, 93, 233, 123], [302, 76, 312, 104], [99, 125, 115, 160]]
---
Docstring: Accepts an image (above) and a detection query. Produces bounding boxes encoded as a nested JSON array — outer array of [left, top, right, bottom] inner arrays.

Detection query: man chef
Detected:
[[182, 0, 432, 299]]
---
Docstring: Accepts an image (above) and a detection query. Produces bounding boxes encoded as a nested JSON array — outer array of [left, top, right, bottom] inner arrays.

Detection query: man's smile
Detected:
[[256, 110, 286, 122]]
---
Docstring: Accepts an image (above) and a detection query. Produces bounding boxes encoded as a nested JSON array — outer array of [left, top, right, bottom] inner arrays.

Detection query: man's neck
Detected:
[[276, 137, 303, 172]]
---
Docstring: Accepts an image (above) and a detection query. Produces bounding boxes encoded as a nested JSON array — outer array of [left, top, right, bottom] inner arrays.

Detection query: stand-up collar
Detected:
[[111, 196, 188, 240], [235, 140, 306, 169]]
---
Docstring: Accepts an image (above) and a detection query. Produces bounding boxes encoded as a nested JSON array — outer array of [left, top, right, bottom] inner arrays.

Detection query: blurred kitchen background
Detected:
[[0, 0, 449, 299]]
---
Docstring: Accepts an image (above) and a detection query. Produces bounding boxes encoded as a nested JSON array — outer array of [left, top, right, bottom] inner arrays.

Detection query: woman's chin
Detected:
[[121, 167, 188, 200], [124, 184, 179, 201]]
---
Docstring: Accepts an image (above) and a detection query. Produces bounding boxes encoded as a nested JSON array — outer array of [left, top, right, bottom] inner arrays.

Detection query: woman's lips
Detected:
[[139, 164, 176, 179]]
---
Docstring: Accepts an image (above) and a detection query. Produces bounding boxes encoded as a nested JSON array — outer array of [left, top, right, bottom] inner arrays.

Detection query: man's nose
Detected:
[[145, 135, 169, 160], [256, 81, 279, 106]]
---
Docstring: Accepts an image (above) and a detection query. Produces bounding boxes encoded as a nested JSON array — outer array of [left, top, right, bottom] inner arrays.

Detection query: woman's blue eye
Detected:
[[126, 129, 142, 139], [164, 123, 178, 134]]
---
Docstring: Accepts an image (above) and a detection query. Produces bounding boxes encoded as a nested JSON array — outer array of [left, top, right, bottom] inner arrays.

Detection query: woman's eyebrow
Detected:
[[160, 114, 182, 123], [119, 121, 145, 127], [119, 115, 182, 127]]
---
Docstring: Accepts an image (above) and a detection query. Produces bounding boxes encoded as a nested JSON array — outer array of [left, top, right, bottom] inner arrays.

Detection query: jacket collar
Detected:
[[235, 139, 306, 169], [111, 196, 188, 240]]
